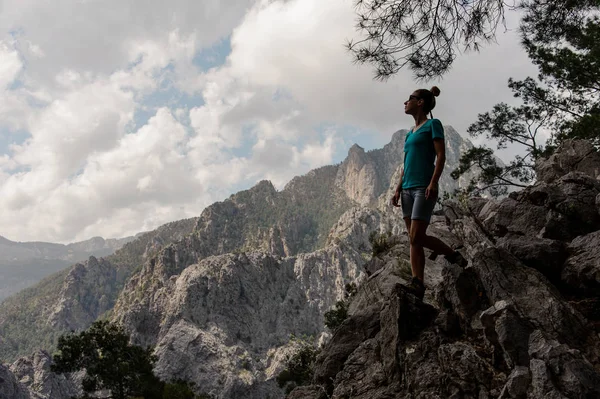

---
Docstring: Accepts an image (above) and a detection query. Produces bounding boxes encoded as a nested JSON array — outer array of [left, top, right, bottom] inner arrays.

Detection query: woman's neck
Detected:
[[413, 114, 428, 127]]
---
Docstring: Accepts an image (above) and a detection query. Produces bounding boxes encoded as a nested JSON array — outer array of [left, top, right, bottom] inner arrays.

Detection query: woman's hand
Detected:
[[425, 182, 438, 200], [391, 189, 401, 207]]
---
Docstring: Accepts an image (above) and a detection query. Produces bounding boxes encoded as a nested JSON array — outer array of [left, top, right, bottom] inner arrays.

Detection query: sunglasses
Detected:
[[407, 95, 421, 102]]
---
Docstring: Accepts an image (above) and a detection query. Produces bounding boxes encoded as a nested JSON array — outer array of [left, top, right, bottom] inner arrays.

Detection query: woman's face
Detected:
[[404, 91, 422, 115]]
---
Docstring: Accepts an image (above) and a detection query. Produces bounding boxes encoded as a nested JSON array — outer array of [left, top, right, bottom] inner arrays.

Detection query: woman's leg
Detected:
[[409, 220, 428, 281], [403, 217, 412, 236], [409, 188, 456, 260]]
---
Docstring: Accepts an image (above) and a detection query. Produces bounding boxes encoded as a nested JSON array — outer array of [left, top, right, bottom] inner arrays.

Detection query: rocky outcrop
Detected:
[[0, 364, 29, 399], [290, 139, 600, 399], [48, 256, 118, 331], [335, 144, 382, 207], [563, 231, 600, 296], [8, 350, 81, 399], [114, 241, 366, 398], [535, 139, 600, 183], [0, 350, 81, 399], [193, 169, 355, 259]]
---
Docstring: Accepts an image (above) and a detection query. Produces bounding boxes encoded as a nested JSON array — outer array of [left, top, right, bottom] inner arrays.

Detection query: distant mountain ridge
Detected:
[[0, 235, 138, 302], [0, 235, 137, 262]]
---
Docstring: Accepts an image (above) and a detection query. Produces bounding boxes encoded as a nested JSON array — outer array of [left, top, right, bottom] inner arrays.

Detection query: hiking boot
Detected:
[[445, 251, 468, 268], [406, 276, 426, 300]]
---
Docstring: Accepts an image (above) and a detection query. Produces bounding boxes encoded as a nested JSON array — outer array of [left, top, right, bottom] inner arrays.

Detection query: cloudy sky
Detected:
[[0, 0, 537, 243]]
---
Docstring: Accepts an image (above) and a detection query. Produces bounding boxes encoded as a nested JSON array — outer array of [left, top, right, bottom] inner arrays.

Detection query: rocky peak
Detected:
[[348, 143, 366, 154], [335, 144, 380, 207], [48, 256, 119, 331]]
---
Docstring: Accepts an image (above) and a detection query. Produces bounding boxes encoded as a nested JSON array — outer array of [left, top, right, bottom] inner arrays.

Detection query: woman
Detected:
[[391, 86, 466, 300]]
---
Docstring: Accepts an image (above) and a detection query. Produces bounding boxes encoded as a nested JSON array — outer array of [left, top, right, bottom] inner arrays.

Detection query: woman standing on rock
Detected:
[[391, 86, 466, 300]]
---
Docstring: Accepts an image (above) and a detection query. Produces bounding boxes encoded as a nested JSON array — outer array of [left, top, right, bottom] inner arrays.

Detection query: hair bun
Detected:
[[430, 86, 440, 97]]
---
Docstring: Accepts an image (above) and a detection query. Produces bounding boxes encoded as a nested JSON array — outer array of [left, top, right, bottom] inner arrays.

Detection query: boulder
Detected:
[[535, 139, 600, 183], [496, 235, 567, 283], [313, 304, 381, 389], [562, 230, 600, 296], [498, 366, 530, 399], [528, 330, 600, 398]]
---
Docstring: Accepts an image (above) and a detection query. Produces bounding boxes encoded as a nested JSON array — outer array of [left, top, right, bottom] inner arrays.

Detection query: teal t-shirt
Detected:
[[402, 119, 445, 189]]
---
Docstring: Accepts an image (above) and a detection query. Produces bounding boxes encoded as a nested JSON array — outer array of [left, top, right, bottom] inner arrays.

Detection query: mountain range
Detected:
[[0, 126, 487, 398]]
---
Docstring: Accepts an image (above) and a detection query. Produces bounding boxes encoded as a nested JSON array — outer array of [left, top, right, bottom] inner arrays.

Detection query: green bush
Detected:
[[324, 300, 349, 330], [277, 344, 319, 394], [52, 321, 210, 399], [369, 231, 395, 257], [162, 380, 198, 399]]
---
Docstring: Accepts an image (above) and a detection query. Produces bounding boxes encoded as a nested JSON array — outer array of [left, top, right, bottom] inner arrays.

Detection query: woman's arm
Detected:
[[426, 138, 445, 199], [392, 166, 404, 207]]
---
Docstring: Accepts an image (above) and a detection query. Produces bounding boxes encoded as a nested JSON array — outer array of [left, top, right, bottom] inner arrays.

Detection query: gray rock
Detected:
[[286, 385, 327, 399], [480, 301, 532, 369], [539, 172, 600, 240], [498, 366, 530, 399], [434, 265, 489, 333], [116, 247, 365, 398], [379, 287, 438, 378], [313, 304, 381, 389], [528, 330, 600, 398], [335, 144, 382, 207], [330, 338, 393, 399], [496, 235, 567, 283], [9, 350, 81, 399], [49, 256, 119, 331], [0, 364, 29, 399], [535, 139, 600, 183], [529, 358, 567, 399], [476, 172, 600, 242], [478, 198, 548, 239], [470, 246, 598, 362], [563, 230, 600, 296], [436, 342, 496, 396], [326, 207, 381, 253]]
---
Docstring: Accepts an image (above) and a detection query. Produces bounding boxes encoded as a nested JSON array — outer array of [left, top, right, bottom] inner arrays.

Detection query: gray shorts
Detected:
[[401, 187, 437, 223]]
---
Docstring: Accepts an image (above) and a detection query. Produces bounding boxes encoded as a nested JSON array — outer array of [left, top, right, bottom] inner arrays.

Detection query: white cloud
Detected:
[[1, 108, 207, 242], [0, 40, 33, 131], [0, 0, 253, 86], [11, 78, 135, 178], [0, 40, 21, 88]]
